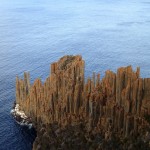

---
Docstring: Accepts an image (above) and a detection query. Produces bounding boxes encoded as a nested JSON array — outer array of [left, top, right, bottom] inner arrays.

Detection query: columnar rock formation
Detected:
[[15, 55, 150, 149]]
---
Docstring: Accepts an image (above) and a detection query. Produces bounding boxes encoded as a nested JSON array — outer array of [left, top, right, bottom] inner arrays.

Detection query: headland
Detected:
[[12, 55, 150, 150]]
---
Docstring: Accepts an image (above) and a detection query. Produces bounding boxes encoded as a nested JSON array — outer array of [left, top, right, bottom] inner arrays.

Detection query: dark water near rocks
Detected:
[[0, 0, 150, 149]]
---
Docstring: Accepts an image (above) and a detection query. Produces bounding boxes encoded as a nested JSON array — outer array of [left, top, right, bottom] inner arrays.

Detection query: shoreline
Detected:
[[11, 102, 33, 129], [13, 55, 150, 150]]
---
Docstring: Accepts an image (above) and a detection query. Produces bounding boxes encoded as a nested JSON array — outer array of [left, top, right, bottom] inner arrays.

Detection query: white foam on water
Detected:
[[11, 104, 33, 129]]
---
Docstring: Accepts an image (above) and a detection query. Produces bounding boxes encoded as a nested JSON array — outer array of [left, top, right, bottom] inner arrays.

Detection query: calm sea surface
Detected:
[[0, 0, 150, 149]]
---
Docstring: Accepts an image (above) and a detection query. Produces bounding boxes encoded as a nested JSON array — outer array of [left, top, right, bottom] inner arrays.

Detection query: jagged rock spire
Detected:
[[16, 55, 150, 139]]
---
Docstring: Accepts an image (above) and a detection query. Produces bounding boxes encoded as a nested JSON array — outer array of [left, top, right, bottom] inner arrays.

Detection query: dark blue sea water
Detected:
[[0, 0, 150, 149]]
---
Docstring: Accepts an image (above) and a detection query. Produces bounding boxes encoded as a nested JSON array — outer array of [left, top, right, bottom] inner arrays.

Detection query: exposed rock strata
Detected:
[[15, 55, 150, 149]]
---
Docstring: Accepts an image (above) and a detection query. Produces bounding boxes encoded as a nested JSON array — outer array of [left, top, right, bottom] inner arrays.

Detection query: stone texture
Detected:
[[15, 55, 150, 150]]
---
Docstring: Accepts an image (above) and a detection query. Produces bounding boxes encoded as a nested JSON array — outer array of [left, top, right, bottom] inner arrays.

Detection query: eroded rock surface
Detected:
[[15, 55, 150, 150]]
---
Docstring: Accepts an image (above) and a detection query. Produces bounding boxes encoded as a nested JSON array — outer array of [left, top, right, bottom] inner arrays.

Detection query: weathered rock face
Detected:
[[15, 55, 150, 149]]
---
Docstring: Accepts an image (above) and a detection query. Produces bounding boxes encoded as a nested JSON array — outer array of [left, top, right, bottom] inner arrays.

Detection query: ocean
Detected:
[[0, 0, 150, 149]]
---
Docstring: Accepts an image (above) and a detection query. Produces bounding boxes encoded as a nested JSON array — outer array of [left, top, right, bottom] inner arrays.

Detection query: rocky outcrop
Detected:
[[15, 55, 150, 150]]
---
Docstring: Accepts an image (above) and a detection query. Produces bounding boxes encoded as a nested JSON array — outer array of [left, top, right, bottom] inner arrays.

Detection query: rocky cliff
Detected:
[[15, 55, 150, 150]]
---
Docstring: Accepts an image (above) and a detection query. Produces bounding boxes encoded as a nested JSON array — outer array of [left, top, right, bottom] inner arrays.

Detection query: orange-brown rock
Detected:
[[15, 55, 150, 150]]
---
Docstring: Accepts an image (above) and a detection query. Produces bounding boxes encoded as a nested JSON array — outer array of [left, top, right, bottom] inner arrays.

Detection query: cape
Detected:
[[14, 55, 150, 150]]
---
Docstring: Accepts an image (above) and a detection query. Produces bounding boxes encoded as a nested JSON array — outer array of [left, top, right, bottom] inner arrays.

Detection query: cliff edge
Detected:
[[14, 55, 150, 150]]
